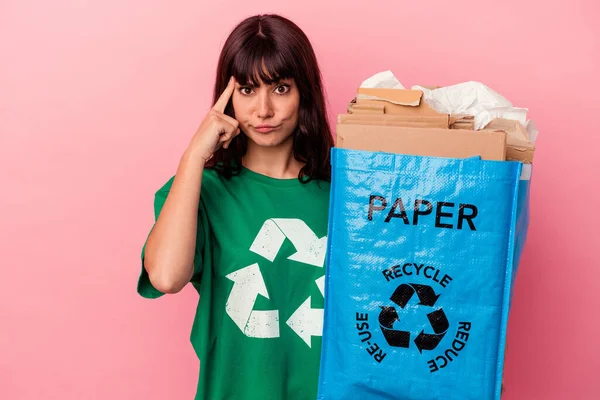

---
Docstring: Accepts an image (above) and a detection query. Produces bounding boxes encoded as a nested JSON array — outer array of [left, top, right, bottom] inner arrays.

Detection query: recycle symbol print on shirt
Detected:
[[225, 218, 327, 347]]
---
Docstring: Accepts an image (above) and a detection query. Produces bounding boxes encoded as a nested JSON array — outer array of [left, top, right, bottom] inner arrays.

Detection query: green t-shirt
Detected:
[[138, 167, 330, 400]]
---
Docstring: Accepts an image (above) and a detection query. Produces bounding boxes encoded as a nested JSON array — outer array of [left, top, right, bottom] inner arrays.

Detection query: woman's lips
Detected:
[[254, 125, 279, 133]]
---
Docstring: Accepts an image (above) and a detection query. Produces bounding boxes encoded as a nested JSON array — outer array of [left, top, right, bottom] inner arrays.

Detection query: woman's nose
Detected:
[[256, 91, 274, 119]]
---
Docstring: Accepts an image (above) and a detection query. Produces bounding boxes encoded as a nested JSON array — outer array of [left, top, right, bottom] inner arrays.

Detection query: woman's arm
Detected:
[[143, 152, 205, 294], [142, 77, 239, 294]]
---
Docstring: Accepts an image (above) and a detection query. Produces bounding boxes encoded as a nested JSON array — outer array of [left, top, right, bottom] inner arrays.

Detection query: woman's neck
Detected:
[[242, 137, 303, 179]]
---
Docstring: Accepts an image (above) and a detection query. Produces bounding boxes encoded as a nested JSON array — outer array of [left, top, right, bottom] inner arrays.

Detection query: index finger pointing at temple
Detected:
[[212, 77, 235, 113]]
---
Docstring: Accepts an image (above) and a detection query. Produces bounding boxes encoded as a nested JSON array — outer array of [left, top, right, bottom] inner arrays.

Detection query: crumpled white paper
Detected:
[[412, 81, 529, 131], [523, 120, 539, 144], [360, 70, 405, 89]]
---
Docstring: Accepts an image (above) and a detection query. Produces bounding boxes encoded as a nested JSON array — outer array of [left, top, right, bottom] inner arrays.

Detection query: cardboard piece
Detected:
[[483, 118, 535, 163], [349, 103, 385, 114], [347, 99, 385, 114], [338, 113, 449, 129], [352, 88, 443, 117], [336, 124, 507, 161], [449, 114, 475, 130], [357, 87, 423, 106]]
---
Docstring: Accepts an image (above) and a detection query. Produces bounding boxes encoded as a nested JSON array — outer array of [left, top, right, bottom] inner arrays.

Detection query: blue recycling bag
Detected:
[[317, 148, 531, 400]]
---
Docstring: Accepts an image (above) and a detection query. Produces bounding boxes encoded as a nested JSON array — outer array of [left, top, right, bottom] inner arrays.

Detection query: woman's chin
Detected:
[[246, 132, 293, 148]]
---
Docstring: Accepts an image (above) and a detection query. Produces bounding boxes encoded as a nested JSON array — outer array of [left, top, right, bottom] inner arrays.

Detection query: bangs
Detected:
[[231, 36, 295, 86]]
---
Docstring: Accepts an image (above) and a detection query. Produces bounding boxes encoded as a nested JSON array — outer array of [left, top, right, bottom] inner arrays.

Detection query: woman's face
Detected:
[[231, 77, 300, 148]]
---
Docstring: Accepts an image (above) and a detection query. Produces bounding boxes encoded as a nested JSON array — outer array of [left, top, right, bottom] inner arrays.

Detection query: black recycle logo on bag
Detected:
[[378, 283, 449, 353]]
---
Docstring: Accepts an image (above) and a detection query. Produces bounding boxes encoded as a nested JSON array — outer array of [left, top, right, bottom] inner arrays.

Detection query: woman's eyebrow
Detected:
[[270, 78, 293, 86], [238, 77, 292, 88]]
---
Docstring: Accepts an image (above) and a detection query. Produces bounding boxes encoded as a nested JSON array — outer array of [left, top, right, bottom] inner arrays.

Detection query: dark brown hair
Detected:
[[206, 14, 333, 182]]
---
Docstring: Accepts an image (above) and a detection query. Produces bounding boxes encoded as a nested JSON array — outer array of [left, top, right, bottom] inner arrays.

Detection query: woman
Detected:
[[138, 14, 333, 400]]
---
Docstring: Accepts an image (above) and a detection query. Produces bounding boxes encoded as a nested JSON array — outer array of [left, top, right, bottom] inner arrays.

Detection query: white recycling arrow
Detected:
[[249, 218, 327, 267], [315, 275, 325, 297], [225, 263, 279, 338], [286, 295, 324, 348]]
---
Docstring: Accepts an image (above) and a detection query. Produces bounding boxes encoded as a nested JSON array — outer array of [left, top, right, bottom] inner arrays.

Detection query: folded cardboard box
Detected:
[[336, 123, 507, 161]]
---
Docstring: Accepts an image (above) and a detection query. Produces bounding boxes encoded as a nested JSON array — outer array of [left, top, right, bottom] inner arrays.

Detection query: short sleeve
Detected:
[[137, 176, 205, 299]]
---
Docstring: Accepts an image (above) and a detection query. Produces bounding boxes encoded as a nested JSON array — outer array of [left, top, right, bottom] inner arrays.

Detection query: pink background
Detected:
[[1, 0, 599, 398]]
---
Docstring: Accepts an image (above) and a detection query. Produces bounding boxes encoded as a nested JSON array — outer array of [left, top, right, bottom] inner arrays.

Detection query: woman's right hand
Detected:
[[186, 77, 240, 163]]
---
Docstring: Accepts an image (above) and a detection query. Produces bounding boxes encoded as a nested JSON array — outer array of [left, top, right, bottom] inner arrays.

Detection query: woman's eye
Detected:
[[275, 85, 290, 94], [240, 87, 253, 95]]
